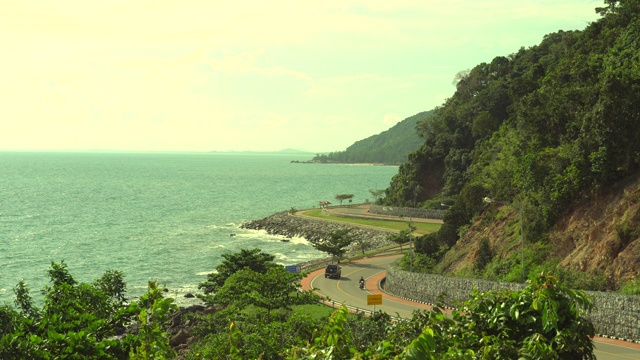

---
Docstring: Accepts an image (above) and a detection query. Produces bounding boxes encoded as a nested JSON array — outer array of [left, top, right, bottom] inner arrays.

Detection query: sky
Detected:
[[1, 1, 603, 153]]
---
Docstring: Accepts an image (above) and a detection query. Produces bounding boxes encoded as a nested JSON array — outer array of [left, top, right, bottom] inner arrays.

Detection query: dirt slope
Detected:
[[443, 177, 640, 288], [550, 179, 640, 287]]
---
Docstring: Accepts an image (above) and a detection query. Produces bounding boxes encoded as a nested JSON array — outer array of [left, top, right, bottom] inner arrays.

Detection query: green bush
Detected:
[[286, 273, 596, 359], [620, 277, 640, 295], [0, 262, 176, 360]]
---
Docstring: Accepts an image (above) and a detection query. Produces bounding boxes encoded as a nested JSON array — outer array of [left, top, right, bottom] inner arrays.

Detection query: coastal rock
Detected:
[[240, 211, 394, 258]]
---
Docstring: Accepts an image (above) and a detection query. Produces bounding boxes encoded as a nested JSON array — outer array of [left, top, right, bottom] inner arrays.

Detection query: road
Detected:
[[303, 255, 640, 360]]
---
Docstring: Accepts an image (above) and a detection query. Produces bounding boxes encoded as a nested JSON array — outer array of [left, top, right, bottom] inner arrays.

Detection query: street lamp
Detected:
[[483, 196, 525, 283]]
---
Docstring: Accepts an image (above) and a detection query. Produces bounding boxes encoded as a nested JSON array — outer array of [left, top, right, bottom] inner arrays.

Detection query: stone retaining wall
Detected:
[[385, 265, 640, 342], [369, 204, 445, 220], [241, 211, 394, 257]]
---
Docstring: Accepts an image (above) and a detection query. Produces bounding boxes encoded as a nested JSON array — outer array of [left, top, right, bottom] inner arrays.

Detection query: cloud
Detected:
[[382, 114, 402, 126]]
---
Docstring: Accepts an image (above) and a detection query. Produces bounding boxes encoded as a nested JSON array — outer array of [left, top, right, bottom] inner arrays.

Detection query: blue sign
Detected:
[[285, 265, 300, 273]]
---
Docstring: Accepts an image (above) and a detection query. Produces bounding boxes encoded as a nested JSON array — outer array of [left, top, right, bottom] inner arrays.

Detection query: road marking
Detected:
[[594, 349, 640, 359]]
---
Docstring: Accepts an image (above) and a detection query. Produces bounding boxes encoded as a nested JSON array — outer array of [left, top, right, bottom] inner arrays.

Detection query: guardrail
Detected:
[[318, 298, 404, 322]]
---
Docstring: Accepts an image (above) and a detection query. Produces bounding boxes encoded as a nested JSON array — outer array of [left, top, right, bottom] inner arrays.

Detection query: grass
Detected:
[[292, 303, 335, 320], [300, 209, 442, 235]]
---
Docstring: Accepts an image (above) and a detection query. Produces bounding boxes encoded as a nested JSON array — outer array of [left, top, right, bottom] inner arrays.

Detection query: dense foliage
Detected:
[[313, 111, 434, 165], [285, 273, 594, 359], [188, 251, 596, 359], [388, 1, 640, 210], [308, 229, 355, 262], [0, 262, 176, 359], [383, 0, 640, 283], [198, 248, 278, 296], [2, 253, 596, 358]]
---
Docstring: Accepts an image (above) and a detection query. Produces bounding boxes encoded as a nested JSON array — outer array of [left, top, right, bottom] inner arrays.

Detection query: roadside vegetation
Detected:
[[0, 262, 177, 359], [1, 251, 597, 359]]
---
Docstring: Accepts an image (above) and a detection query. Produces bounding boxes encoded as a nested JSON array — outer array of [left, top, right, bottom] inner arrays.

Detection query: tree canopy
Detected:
[[0, 262, 176, 359], [308, 228, 355, 262], [198, 248, 277, 295], [383, 1, 640, 261], [334, 193, 354, 205]]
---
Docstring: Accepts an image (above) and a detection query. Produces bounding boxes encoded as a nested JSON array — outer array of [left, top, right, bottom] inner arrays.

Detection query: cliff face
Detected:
[[550, 179, 640, 287], [443, 177, 640, 288]]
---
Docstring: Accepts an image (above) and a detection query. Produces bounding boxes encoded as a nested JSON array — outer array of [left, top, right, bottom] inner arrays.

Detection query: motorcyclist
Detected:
[[359, 276, 365, 289]]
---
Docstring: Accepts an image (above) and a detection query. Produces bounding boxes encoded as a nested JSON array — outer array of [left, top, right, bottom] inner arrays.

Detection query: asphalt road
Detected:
[[306, 256, 640, 360]]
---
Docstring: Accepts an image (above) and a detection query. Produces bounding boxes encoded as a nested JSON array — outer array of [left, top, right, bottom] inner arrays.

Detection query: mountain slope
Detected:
[[441, 175, 640, 289], [382, 1, 640, 289], [313, 110, 434, 165]]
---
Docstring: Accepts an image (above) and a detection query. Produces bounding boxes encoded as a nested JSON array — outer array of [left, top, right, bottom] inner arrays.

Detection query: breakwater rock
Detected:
[[241, 211, 394, 256]]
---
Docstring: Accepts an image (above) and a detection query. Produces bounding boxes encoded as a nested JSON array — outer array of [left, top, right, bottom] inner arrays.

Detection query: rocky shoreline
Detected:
[[241, 210, 395, 268]]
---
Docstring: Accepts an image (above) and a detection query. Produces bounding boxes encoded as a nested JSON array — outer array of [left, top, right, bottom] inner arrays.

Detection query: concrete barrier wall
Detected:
[[385, 265, 640, 342]]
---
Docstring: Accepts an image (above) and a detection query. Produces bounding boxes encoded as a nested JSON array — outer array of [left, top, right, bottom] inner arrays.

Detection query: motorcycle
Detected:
[[359, 280, 365, 290]]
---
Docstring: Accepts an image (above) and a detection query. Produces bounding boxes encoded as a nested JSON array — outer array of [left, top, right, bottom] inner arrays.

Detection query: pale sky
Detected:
[[1, 1, 602, 152]]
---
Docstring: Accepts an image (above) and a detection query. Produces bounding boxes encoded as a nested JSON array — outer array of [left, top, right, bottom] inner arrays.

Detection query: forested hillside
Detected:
[[383, 0, 640, 289], [312, 110, 433, 165]]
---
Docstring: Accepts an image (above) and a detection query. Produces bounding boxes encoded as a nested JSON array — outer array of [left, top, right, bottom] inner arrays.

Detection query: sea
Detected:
[[0, 151, 398, 306]]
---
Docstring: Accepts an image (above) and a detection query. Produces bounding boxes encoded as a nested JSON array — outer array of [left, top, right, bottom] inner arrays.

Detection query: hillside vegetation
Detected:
[[312, 110, 433, 165], [382, 0, 640, 289]]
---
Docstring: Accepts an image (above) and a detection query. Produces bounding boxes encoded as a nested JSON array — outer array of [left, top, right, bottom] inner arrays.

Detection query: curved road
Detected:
[[302, 255, 640, 360]]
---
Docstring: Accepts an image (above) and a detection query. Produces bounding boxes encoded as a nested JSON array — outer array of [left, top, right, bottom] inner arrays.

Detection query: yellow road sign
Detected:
[[367, 294, 382, 306]]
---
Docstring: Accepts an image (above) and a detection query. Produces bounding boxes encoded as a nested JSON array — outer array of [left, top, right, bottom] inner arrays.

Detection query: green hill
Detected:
[[312, 110, 434, 165], [382, 1, 640, 289]]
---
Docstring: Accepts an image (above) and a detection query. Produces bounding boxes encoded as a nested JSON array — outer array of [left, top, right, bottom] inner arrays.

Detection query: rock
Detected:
[[184, 293, 195, 298], [186, 304, 206, 313], [170, 329, 190, 347], [240, 211, 394, 263]]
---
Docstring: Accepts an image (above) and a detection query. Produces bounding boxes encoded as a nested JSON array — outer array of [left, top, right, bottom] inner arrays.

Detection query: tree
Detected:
[[353, 236, 373, 256], [213, 266, 314, 322], [474, 238, 493, 272], [387, 229, 411, 252], [0, 261, 177, 359], [334, 193, 354, 205], [309, 228, 355, 263], [129, 280, 178, 360], [199, 248, 276, 295], [369, 189, 385, 202]]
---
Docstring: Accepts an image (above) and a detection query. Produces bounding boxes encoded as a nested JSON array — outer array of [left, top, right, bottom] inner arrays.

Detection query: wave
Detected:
[[273, 252, 288, 260], [204, 224, 223, 229]]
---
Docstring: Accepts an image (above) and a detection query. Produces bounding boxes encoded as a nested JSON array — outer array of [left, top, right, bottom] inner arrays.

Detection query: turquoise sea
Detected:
[[0, 152, 398, 305]]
